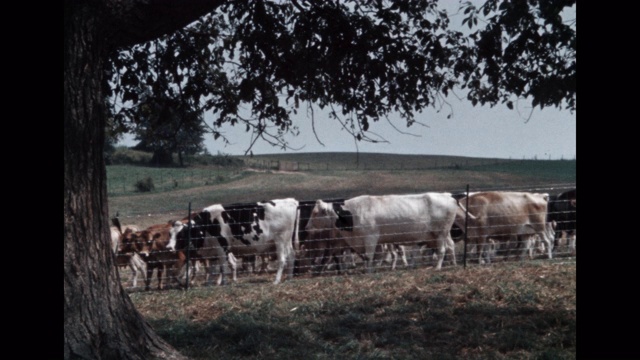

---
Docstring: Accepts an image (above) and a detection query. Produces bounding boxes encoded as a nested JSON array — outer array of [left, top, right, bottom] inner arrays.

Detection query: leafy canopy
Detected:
[[107, 0, 575, 154]]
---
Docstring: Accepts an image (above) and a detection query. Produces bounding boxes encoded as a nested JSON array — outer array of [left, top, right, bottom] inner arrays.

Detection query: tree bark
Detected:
[[64, 1, 224, 358]]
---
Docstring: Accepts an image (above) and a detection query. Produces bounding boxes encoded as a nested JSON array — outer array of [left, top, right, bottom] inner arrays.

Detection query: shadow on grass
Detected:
[[148, 291, 575, 360]]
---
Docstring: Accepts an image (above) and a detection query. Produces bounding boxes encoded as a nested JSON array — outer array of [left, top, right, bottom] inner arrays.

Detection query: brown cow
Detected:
[[123, 221, 185, 290], [294, 199, 358, 276], [455, 191, 555, 264]]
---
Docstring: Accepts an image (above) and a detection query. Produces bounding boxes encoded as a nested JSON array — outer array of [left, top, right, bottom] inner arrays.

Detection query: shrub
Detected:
[[134, 177, 155, 192], [111, 147, 153, 165]]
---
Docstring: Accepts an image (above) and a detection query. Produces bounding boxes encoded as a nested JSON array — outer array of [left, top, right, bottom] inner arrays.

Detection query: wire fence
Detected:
[[113, 183, 576, 291], [242, 157, 524, 171]]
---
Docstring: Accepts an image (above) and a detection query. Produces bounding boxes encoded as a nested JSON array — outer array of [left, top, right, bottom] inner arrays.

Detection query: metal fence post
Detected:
[[185, 202, 192, 290], [463, 184, 469, 269]]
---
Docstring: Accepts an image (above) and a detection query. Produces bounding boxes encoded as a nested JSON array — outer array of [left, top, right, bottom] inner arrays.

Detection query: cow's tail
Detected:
[[455, 198, 476, 224], [111, 217, 123, 235], [292, 206, 301, 253]]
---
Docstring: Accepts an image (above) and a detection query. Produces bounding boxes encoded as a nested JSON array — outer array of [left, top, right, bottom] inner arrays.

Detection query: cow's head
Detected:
[[120, 227, 140, 253], [124, 229, 153, 257], [333, 203, 353, 232], [166, 220, 186, 252], [174, 214, 208, 251], [306, 200, 338, 234]]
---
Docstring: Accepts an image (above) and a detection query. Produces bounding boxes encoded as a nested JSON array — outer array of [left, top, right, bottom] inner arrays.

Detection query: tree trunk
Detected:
[[178, 150, 184, 167], [151, 148, 174, 167], [64, 3, 185, 359]]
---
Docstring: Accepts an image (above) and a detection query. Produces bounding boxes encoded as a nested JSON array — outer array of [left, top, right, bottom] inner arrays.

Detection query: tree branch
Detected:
[[307, 101, 325, 147], [105, 0, 226, 49]]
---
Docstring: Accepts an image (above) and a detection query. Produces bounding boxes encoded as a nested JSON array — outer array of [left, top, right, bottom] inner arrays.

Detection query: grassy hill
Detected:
[[107, 151, 575, 228]]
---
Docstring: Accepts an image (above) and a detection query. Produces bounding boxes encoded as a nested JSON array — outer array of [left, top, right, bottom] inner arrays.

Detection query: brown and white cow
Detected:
[[122, 221, 185, 290], [454, 191, 555, 264], [305, 193, 461, 272], [110, 219, 146, 288]]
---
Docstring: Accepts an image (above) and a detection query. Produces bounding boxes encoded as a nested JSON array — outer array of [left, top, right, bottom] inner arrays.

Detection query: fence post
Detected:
[[463, 184, 469, 269], [185, 202, 192, 290]]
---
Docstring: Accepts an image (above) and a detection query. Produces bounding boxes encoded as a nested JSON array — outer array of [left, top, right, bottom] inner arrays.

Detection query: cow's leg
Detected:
[[480, 237, 491, 264], [516, 235, 531, 260], [241, 255, 253, 275], [228, 252, 238, 283], [191, 260, 200, 284], [362, 238, 379, 274], [568, 231, 576, 255], [128, 261, 138, 288], [208, 253, 225, 286], [434, 235, 448, 270], [541, 228, 554, 260], [144, 263, 154, 291], [135, 255, 147, 288], [312, 248, 327, 275], [157, 265, 164, 290], [553, 232, 561, 254], [390, 245, 398, 270], [399, 245, 411, 268], [259, 254, 269, 273], [335, 249, 353, 275], [273, 251, 284, 284], [286, 247, 296, 282], [445, 237, 457, 266], [315, 250, 329, 275], [273, 242, 295, 284]]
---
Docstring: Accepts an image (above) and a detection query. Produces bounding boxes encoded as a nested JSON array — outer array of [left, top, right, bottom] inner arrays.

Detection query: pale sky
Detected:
[[203, 98, 575, 160], [119, 95, 576, 160], [117, 1, 576, 160]]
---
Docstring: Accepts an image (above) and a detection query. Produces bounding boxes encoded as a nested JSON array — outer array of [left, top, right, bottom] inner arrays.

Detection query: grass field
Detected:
[[108, 152, 576, 359], [107, 152, 575, 227]]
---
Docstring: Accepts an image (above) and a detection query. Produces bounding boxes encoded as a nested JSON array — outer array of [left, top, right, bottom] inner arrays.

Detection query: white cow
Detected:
[[175, 198, 300, 285], [305, 193, 461, 272]]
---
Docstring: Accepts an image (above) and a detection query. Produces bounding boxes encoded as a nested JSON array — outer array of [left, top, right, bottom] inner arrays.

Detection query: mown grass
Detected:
[[130, 261, 576, 359]]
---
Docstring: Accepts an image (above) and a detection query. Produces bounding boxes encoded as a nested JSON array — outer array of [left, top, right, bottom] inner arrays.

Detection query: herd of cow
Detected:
[[110, 188, 576, 291]]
